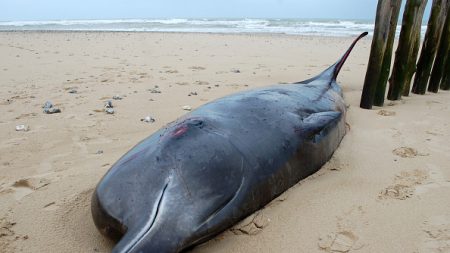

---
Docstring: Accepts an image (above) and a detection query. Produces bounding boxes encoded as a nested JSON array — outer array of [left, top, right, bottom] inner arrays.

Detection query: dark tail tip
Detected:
[[332, 32, 368, 80]]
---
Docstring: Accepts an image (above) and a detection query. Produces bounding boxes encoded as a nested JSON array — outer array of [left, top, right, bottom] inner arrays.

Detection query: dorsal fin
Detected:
[[296, 32, 368, 84]]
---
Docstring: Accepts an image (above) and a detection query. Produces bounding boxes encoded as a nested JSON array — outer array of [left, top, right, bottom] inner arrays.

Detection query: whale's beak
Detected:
[[91, 190, 127, 242]]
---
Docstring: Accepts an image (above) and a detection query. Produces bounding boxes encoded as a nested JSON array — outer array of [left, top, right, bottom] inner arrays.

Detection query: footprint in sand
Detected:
[[9, 177, 51, 200], [377, 110, 396, 116], [318, 231, 362, 253], [379, 169, 429, 200], [392, 147, 421, 158], [421, 215, 450, 253], [230, 211, 270, 235], [319, 206, 366, 252]]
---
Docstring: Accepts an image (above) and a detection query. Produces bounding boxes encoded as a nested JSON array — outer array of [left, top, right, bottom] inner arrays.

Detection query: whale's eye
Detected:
[[190, 119, 204, 128]]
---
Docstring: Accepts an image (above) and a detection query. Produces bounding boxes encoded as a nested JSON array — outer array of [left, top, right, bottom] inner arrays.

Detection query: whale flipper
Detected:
[[303, 111, 341, 127]]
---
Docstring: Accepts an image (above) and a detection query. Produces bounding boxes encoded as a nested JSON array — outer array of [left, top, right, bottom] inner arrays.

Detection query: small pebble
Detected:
[[141, 116, 156, 123], [96, 150, 103, 155], [15, 125, 29, 132], [42, 101, 53, 109], [105, 100, 113, 108], [44, 108, 61, 114], [112, 95, 123, 100], [188, 92, 198, 96], [182, 105, 192, 111], [42, 101, 61, 114], [148, 88, 161, 94], [105, 108, 115, 114], [68, 89, 77, 94], [231, 69, 241, 73]]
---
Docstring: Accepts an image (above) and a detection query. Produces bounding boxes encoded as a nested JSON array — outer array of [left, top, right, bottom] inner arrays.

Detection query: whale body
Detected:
[[92, 32, 368, 253]]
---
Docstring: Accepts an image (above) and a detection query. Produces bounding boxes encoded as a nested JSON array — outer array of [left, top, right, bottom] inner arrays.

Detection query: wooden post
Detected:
[[360, 0, 402, 109], [402, 20, 424, 96], [373, 1, 402, 106], [441, 57, 450, 90], [387, 0, 428, 101], [412, 0, 449, 94], [429, 6, 450, 91]]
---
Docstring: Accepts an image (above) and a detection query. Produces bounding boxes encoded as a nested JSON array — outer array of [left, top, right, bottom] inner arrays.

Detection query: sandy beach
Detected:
[[0, 32, 449, 253]]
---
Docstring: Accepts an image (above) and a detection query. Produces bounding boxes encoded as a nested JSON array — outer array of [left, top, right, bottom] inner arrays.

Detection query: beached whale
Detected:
[[92, 32, 368, 253]]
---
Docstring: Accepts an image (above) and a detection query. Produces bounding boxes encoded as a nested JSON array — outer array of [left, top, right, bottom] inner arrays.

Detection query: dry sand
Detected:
[[0, 32, 449, 253]]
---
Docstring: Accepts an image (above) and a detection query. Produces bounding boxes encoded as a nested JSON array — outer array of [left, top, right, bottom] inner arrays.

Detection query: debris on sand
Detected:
[[231, 69, 241, 73], [104, 100, 115, 114], [141, 116, 156, 123], [104, 100, 113, 108], [45, 108, 61, 114], [68, 89, 77, 94], [43, 101, 52, 109], [188, 92, 198, 96], [182, 105, 192, 111], [105, 108, 115, 114], [42, 101, 61, 114], [148, 85, 162, 94], [15, 125, 29, 132], [112, 95, 123, 100]]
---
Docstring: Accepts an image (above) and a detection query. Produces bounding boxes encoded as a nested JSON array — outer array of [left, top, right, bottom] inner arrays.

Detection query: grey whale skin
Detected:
[[92, 32, 368, 253]]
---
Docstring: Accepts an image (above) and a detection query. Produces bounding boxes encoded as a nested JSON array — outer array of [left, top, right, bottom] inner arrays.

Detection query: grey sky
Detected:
[[2, 0, 431, 21]]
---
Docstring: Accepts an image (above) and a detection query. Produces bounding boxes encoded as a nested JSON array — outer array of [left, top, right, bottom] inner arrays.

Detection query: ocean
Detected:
[[0, 18, 427, 37]]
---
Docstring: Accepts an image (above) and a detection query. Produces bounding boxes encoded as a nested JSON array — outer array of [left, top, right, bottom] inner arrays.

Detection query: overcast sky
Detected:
[[1, 0, 431, 21]]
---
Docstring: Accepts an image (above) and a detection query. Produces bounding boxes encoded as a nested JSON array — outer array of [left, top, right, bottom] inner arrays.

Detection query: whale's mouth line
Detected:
[[124, 181, 170, 253]]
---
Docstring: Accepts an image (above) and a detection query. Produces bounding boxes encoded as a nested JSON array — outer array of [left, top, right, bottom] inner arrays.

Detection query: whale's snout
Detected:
[[91, 190, 127, 242]]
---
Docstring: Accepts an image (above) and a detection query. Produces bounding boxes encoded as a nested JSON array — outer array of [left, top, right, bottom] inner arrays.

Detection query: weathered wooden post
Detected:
[[428, 6, 450, 91], [387, 0, 428, 101], [403, 16, 425, 96], [412, 0, 449, 94], [373, 1, 402, 106], [441, 58, 450, 90], [360, 0, 402, 109]]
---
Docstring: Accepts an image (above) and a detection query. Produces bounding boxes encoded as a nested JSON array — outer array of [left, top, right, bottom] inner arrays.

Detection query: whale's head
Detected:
[[92, 117, 246, 253]]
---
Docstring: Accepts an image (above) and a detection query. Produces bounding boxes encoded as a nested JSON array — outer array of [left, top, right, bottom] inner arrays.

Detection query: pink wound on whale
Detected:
[[172, 125, 189, 137]]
